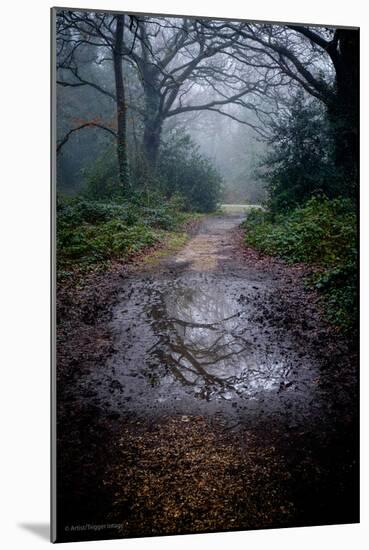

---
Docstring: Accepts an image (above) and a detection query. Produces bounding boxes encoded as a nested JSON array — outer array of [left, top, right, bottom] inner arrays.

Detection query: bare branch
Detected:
[[57, 122, 117, 153]]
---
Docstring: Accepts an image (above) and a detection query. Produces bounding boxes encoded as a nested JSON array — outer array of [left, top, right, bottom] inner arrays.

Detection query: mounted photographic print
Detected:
[[51, 6, 359, 543]]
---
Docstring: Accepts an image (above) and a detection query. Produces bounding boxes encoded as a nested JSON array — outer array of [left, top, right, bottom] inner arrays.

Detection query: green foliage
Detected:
[[57, 195, 133, 224], [158, 130, 223, 213], [244, 198, 355, 264], [261, 94, 342, 214], [80, 133, 222, 215], [81, 147, 122, 200], [58, 219, 158, 266], [57, 194, 191, 273], [313, 261, 357, 332], [243, 198, 357, 333]]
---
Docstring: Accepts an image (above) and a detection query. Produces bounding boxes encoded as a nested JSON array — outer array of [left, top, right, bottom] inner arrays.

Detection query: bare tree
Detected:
[[56, 10, 131, 189], [57, 13, 277, 172], [128, 17, 278, 165]]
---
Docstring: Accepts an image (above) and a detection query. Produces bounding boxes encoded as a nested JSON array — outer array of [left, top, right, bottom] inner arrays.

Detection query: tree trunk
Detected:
[[143, 115, 162, 167], [113, 15, 130, 190], [137, 20, 163, 169], [328, 29, 359, 194], [141, 65, 163, 168]]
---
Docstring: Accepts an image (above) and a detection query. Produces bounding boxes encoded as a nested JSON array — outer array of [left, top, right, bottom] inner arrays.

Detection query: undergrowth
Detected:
[[243, 197, 357, 333], [57, 194, 195, 278]]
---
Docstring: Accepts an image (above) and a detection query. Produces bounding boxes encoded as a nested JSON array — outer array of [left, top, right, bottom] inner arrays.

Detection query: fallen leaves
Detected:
[[104, 416, 295, 537]]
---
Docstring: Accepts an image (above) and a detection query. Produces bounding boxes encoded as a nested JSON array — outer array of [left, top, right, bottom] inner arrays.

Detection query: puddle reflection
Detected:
[[148, 283, 291, 401]]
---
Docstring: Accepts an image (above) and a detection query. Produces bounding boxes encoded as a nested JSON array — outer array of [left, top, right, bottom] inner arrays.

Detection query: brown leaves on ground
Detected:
[[104, 416, 295, 537]]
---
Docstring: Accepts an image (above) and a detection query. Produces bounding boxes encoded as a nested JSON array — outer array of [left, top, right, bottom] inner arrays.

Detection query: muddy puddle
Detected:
[[77, 270, 322, 432]]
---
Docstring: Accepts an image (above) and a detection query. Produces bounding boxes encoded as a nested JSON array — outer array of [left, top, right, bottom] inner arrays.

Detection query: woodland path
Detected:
[[57, 211, 358, 541]]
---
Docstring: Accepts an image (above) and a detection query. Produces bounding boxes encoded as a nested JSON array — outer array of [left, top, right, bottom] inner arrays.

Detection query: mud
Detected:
[[56, 213, 358, 541]]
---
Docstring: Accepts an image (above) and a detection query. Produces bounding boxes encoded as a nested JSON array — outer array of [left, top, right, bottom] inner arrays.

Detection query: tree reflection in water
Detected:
[[148, 283, 291, 401]]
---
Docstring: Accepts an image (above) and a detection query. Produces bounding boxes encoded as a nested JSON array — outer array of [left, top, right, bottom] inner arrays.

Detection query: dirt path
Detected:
[[173, 214, 242, 270], [57, 213, 358, 541]]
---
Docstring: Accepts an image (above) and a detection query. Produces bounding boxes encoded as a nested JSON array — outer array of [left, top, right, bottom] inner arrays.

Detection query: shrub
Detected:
[[259, 93, 345, 214], [81, 147, 122, 201], [244, 197, 355, 263], [80, 135, 222, 215], [158, 130, 222, 213], [57, 215, 160, 269], [57, 195, 137, 225], [56, 194, 193, 273]]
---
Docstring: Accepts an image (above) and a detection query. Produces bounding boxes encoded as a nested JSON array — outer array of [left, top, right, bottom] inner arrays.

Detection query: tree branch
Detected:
[[57, 66, 116, 101], [57, 122, 117, 153]]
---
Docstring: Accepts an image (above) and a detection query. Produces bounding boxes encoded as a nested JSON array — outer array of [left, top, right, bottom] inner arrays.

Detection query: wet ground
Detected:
[[56, 213, 359, 541]]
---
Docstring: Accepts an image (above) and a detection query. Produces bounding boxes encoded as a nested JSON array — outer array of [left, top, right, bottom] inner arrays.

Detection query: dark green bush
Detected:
[[244, 198, 356, 264], [260, 94, 345, 214], [57, 196, 137, 225], [158, 130, 222, 213], [80, 134, 222, 215], [81, 147, 122, 201]]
